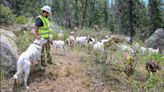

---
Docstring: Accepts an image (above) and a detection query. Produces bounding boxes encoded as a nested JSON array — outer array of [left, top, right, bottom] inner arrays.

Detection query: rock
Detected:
[[144, 28, 164, 54], [0, 29, 16, 40], [0, 35, 18, 77]]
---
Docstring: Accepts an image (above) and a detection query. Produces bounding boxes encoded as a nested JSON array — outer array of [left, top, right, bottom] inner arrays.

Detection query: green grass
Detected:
[[139, 53, 164, 65]]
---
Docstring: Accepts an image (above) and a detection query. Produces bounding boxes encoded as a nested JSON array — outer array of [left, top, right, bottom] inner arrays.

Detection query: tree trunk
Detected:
[[89, 0, 96, 26], [129, 0, 134, 43], [104, 0, 108, 26], [75, 0, 79, 27], [64, 0, 68, 27], [77, 0, 83, 29], [82, 0, 88, 28]]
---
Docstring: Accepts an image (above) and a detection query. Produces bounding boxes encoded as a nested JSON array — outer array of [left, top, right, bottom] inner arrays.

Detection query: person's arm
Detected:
[[35, 18, 43, 38], [34, 27, 39, 38]]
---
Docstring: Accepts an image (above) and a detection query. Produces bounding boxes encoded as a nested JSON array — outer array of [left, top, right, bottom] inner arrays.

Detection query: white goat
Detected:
[[124, 36, 131, 42], [93, 41, 104, 53], [117, 44, 134, 53], [87, 37, 96, 48], [140, 47, 148, 54], [132, 43, 140, 53], [75, 36, 88, 46], [101, 39, 109, 44], [66, 35, 76, 47], [53, 40, 65, 52], [148, 48, 159, 54]]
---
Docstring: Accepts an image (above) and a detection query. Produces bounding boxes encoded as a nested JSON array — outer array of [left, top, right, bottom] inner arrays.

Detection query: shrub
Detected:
[[15, 16, 28, 24], [0, 4, 15, 25], [53, 31, 59, 40], [15, 31, 34, 53], [63, 31, 69, 42], [123, 53, 137, 75]]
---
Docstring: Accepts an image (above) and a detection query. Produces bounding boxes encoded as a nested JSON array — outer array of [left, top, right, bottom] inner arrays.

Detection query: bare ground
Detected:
[[1, 46, 163, 92], [1, 47, 92, 92]]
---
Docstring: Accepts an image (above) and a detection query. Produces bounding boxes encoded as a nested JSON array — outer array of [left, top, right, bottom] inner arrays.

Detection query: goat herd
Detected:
[[51, 31, 160, 55], [51, 31, 161, 77]]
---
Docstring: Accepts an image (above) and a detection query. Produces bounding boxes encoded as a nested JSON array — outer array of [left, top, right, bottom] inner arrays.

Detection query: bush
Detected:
[[15, 31, 34, 53], [63, 31, 69, 42], [15, 16, 28, 24], [53, 31, 59, 40], [0, 4, 15, 25]]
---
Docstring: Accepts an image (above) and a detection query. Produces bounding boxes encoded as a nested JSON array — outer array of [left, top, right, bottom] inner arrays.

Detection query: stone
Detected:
[[144, 28, 164, 54], [0, 35, 18, 76]]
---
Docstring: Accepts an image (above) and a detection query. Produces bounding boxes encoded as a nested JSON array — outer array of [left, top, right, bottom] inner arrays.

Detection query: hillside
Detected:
[[1, 30, 164, 92]]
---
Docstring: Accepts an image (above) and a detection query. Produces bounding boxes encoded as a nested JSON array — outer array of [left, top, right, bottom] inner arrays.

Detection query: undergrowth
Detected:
[[15, 31, 34, 53]]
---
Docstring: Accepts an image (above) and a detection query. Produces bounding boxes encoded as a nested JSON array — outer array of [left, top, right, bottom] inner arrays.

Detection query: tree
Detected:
[[0, 4, 15, 25], [114, 0, 146, 41], [148, 0, 162, 36]]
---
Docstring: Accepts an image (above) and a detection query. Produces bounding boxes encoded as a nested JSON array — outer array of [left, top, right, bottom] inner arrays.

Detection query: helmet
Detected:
[[41, 6, 51, 14]]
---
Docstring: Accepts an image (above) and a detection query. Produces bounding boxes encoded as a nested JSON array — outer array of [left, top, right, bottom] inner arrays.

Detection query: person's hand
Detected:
[[36, 35, 41, 39], [42, 39, 48, 44]]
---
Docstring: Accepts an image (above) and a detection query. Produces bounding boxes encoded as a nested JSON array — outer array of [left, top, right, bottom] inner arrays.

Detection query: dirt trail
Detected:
[[1, 47, 91, 92], [29, 48, 91, 92]]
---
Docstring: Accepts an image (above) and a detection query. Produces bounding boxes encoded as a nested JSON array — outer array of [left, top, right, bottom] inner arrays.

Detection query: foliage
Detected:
[[123, 53, 137, 75], [52, 31, 59, 40], [1, 0, 163, 40], [63, 31, 69, 42], [0, 4, 15, 25], [143, 73, 162, 91], [2, 0, 43, 16], [15, 31, 34, 53], [15, 16, 28, 24], [139, 53, 164, 65], [148, 0, 162, 36]]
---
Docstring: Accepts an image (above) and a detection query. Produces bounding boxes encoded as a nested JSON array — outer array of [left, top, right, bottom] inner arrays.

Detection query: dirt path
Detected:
[[29, 48, 91, 92], [1, 47, 91, 92]]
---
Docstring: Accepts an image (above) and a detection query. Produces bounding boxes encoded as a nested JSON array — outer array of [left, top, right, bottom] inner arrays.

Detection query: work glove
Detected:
[[42, 39, 48, 44], [37, 35, 41, 39]]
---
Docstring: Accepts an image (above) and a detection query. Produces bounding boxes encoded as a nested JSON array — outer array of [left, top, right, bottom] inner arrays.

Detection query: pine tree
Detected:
[[148, 0, 162, 36]]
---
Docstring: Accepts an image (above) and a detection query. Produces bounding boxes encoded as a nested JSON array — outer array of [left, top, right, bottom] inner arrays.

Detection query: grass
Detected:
[[85, 49, 164, 91], [72, 29, 164, 91]]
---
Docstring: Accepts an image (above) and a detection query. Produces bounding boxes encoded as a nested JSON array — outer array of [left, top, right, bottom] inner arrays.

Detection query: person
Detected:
[[34, 5, 53, 67]]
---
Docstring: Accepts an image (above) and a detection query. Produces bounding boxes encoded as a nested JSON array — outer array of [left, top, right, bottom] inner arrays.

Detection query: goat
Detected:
[[87, 37, 96, 48], [75, 36, 88, 46], [53, 40, 65, 52], [148, 48, 159, 54], [146, 60, 160, 73], [140, 47, 148, 54], [117, 44, 134, 53], [93, 41, 104, 53], [66, 35, 76, 47]]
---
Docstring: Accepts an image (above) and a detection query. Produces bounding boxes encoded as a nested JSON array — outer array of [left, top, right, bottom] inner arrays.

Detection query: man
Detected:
[[34, 5, 53, 67]]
